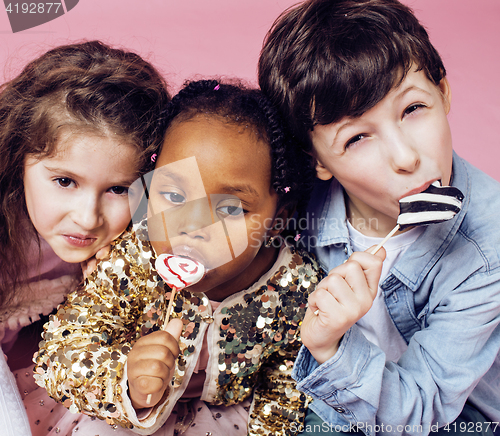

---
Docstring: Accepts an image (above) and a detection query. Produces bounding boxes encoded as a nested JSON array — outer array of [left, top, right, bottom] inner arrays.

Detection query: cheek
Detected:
[[223, 217, 250, 258], [106, 202, 133, 235], [26, 190, 56, 229]]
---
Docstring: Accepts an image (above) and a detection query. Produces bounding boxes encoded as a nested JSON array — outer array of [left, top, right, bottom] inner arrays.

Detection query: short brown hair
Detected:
[[259, 0, 445, 151]]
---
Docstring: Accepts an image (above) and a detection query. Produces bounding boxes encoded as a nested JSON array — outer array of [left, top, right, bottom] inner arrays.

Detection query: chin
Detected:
[[54, 248, 90, 264]]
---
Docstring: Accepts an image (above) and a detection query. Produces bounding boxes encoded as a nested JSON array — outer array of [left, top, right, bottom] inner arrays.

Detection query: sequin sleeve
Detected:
[[249, 341, 312, 435], [33, 229, 171, 432]]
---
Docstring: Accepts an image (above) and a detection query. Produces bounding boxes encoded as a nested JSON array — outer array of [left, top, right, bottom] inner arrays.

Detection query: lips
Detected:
[[170, 245, 208, 268], [63, 234, 97, 248], [400, 180, 441, 200]]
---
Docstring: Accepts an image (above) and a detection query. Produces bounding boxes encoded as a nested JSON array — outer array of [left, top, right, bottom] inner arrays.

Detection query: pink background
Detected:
[[1, 0, 499, 181]]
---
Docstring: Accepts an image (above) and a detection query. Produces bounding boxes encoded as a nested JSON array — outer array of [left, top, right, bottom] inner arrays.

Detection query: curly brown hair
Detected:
[[0, 40, 170, 309]]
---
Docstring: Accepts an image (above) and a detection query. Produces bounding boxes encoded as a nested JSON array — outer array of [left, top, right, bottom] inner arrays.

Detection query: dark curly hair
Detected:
[[0, 40, 170, 309], [155, 79, 315, 212]]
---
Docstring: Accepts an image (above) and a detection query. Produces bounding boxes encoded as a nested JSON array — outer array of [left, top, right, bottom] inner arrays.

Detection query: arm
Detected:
[[294, 260, 500, 435], [34, 239, 179, 434]]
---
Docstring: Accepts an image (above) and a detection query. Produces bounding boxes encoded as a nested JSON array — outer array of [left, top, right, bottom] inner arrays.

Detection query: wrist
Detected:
[[308, 340, 340, 365]]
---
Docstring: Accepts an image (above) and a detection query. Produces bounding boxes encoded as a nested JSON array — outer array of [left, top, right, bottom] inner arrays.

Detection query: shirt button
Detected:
[[344, 247, 348, 254], [333, 406, 345, 414]]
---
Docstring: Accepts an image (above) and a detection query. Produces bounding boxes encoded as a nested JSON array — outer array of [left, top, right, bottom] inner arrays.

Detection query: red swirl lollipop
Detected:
[[146, 254, 205, 405], [155, 253, 205, 324]]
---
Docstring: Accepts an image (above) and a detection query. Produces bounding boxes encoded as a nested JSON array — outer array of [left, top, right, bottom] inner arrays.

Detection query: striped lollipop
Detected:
[[370, 182, 464, 254]]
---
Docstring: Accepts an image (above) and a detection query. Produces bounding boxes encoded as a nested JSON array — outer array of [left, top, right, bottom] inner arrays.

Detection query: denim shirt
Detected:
[[293, 153, 500, 435]]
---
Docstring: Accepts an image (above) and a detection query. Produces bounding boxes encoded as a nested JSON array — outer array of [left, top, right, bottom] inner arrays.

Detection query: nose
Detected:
[[388, 132, 420, 173], [166, 198, 213, 239], [71, 194, 104, 231]]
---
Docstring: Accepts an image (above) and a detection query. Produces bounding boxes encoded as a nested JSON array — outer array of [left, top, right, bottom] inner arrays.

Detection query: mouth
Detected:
[[63, 234, 98, 248], [400, 179, 441, 200], [169, 245, 208, 269]]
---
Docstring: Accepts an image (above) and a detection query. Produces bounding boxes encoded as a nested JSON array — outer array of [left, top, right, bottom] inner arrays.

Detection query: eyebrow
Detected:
[[154, 170, 259, 199], [397, 85, 433, 99], [332, 120, 355, 145], [221, 184, 259, 198]]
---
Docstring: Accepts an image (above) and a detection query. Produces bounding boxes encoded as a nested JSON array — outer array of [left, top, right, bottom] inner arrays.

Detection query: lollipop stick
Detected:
[[370, 224, 400, 255], [145, 287, 178, 406], [164, 286, 177, 327]]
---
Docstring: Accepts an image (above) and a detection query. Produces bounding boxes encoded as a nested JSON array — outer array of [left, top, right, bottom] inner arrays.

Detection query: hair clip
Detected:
[[214, 84, 220, 91], [294, 233, 301, 242], [284, 186, 290, 193], [151, 154, 157, 162]]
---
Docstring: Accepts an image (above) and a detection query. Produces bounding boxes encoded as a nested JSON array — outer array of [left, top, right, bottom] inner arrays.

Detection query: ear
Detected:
[[268, 206, 294, 238], [438, 77, 452, 114], [315, 159, 334, 181]]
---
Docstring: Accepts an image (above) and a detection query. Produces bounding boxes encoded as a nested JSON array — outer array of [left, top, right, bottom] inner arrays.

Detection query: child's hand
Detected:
[[81, 245, 111, 279], [127, 318, 183, 410], [301, 247, 385, 364]]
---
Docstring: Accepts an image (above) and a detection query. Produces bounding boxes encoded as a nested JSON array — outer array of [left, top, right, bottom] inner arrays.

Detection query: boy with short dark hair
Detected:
[[259, 0, 500, 434]]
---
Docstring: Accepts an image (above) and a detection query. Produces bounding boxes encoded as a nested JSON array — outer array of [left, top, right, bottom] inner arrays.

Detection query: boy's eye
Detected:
[[345, 134, 365, 148], [163, 191, 186, 204], [55, 177, 74, 188], [109, 186, 129, 195], [404, 103, 424, 116]]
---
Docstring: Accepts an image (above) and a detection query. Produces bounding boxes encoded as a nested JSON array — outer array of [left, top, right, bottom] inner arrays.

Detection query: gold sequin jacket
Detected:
[[34, 223, 324, 435]]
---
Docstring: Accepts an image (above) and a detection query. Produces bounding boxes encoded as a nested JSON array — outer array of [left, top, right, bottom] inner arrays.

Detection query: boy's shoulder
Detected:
[[455, 157, 500, 260], [458, 157, 500, 238]]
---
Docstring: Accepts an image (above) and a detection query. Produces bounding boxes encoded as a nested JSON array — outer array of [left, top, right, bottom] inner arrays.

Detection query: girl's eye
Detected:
[[217, 205, 245, 218], [55, 177, 75, 188], [109, 186, 129, 195], [404, 103, 425, 116], [345, 134, 365, 148], [163, 192, 186, 204]]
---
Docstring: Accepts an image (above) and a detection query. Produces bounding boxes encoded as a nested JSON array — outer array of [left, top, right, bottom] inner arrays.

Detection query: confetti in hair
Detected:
[[151, 153, 157, 162], [294, 234, 301, 242], [284, 187, 290, 193], [214, 84, 220, 91]]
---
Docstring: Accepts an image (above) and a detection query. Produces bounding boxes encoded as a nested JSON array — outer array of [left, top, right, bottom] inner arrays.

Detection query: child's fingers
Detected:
[[128, 345, 178, 376], [164, 318, 183, 341], [330, 249, 385, 300], [81, 258, 97, 279], [310, 271, 366, 321], [130, 375, 166, 409], [95, 245, 111, 260], [134, 374, 165, 396], [127, 348, 177, 409], [131, 330, 181, 356], [127, 323, 183, 409]]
